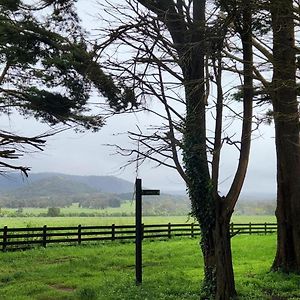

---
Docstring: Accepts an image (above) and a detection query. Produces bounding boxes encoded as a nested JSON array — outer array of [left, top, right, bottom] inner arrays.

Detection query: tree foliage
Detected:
[[1, 0, 99, 128], [0, 0, 135, 174]]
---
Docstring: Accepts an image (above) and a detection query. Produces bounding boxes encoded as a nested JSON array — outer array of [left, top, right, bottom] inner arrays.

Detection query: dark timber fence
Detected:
[[0, 222, 277, 251]]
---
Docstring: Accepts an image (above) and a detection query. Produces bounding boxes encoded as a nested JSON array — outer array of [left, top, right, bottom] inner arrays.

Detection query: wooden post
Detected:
[[191, 223, 194, 238], [3, 226, 7, 252], [168, 222, 171, 239], [230, 222, 234, 235], [135, 178, 160, 285], [135, 178, 142, 285], [42, 225, 47, 248], [112, 224, 115, 241], [78, 225, 82, 245], [249, 222, 252, 235], [264, 222, 267, 235]]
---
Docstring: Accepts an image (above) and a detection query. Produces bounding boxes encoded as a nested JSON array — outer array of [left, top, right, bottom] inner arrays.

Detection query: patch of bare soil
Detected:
[[49, 284, 75, 292]]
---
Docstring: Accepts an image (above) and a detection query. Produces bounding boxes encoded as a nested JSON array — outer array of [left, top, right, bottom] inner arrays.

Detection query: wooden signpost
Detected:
[[135, 178, 160, 285]]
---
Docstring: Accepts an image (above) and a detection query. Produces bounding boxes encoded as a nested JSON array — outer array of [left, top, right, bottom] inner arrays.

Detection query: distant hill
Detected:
[[0, 172, 134, 194], [7, 175, 97, 199], [0, 173, 276, 215], [0, 173, 133, 209], [0, 173, 191, 213]]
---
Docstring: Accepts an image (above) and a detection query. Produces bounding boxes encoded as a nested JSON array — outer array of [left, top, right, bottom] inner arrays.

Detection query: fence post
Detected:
[[3, 226, 7, 252], [264, 222, 267, 235], [168, 223, 171, 239], [135, 178, 142, 285], [249, 222, 252, 235], [42, 225, 47, 248], [78, 225, 82, 245], [111, 224, 115, 241], [191, 223, 194, 238], [230, 222, 234, 236], [142, 223, 144, 240]]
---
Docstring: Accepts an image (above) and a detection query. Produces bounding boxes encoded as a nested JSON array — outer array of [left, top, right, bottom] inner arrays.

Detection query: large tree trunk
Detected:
[[138, 1, 251, 298], [182, 19, 237, 299], [213, 217, 235, 299], [200, 203, 236, 300], [183, 0, 254, 297], [182, 0, 236, 297], [271, 0, 300, 271]]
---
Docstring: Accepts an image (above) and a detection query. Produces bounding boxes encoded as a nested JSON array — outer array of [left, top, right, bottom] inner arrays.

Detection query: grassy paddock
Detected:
[[0, 202, 135, 217], [0, 235, 299, 299], [0, 216, 191, 228], [0, 215, 276, 228]]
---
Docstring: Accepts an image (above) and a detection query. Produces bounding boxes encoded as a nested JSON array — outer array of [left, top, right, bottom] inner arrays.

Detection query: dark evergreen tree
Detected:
[[270, 0, 300, 273], [0, 0, 135, 174], [223, 0, 300, 273]]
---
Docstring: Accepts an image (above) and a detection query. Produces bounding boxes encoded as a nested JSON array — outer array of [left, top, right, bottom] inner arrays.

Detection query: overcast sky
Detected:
[[2, 106, 277, 197], [1, 1, 277, 198]]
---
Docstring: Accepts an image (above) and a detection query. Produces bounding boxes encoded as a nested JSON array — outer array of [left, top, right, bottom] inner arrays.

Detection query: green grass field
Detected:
[[0, 214, 276, 228], [0, 235, 299, 299], [0, 202, 135, 217]]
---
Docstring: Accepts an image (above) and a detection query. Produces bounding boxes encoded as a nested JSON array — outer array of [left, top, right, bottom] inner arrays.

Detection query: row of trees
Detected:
[[0, 193, 121, 209], [1, 0, 300, 299]]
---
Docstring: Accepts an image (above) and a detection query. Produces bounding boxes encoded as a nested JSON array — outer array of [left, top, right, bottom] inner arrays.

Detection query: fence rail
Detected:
[[0, 222, 277, 251]]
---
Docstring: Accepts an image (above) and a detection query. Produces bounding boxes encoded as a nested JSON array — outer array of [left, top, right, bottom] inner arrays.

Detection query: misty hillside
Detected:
[[6, 176, 97, 199], [0, 173, 190, 213], [0, 173, 276, 215], [0, 174, 131, 209], [0, 173, 134, 194]]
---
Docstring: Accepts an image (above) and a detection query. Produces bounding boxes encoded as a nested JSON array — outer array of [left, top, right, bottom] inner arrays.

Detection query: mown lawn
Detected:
[[0, 234, 299, 299]]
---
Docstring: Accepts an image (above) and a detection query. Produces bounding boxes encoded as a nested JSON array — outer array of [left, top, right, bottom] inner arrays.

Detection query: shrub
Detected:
[[47, 207, 60, 217]]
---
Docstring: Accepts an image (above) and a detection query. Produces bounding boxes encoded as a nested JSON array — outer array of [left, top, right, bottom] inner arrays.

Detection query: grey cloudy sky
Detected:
[[1, 1, 277, 198], [2, 105, 277, 197]]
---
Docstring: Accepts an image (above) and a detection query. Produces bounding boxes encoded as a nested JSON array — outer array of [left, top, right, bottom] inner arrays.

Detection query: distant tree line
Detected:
[[0, 193, 121, 209], [0, 195, 276, 218], [235, 201, 276, 216], [79, 195, 121, 209]]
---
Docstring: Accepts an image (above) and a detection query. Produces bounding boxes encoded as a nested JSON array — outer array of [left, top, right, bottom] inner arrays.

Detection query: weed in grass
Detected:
[[0, 275, 14, 283], [77, 286, 98, 300]]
